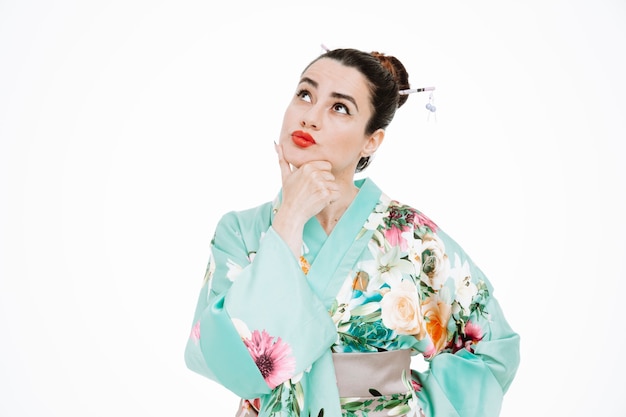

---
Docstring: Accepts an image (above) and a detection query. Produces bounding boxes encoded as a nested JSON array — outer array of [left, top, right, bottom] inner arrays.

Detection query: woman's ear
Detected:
[[361, 129, 385, 158]]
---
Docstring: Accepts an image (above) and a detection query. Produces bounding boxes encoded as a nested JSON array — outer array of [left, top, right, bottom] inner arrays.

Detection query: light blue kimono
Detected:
[[185, 178, 520, 417]]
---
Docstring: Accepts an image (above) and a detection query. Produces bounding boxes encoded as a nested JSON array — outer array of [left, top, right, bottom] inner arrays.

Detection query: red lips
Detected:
[[291, 130, 316, 148]]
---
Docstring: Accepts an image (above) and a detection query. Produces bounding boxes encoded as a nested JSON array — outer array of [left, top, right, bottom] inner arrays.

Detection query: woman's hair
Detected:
[[304, 48, 410, 172]]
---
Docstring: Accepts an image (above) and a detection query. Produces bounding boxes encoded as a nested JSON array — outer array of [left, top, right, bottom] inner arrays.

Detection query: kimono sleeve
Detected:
[[414, 230, 520, 417], [184, 211, 337, 399], [415, 296, 520, 417]]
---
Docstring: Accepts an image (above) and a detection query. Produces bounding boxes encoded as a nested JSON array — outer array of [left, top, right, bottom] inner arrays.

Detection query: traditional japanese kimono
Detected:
[[185, 178, 520, 417]]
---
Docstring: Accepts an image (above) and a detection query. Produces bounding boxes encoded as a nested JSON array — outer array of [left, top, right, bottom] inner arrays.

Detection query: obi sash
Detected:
[[333, 349, 412, 397]]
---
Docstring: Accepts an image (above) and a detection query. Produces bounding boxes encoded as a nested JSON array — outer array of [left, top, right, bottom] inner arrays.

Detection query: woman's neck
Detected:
[[315, 180, 359, 235]]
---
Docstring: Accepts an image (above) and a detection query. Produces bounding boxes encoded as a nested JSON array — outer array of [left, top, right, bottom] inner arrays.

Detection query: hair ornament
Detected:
[[400, 87, 437, 119], [399, 86, 435, 95], [425, 95, 436, 112], [426, 92, 437, 121]]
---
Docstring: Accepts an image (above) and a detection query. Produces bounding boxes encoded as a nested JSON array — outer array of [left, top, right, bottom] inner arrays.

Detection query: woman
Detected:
[[184, 47, 520, 417]]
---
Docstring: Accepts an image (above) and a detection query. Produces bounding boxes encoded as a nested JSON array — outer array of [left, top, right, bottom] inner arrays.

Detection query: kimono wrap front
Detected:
[[185, 178, 520, 417]]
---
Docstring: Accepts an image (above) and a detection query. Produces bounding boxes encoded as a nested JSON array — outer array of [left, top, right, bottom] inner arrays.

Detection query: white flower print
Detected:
[[450, 253, 478, 310], [361, 243, 415, 290], [364, 211, 386, 231], [226, 259, 243, 281], [231, 318, 252, 340], [332, 275, 355, 326], [403, 229, 423, 272]]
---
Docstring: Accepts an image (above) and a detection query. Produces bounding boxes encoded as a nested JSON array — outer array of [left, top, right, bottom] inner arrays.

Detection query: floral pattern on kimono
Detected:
[[185, 178, 520, 417]]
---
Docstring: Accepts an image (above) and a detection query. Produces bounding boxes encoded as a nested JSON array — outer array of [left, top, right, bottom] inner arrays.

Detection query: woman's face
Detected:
[[279, 58, 383, 178]]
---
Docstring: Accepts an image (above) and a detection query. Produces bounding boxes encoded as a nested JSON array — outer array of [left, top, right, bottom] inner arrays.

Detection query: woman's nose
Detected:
[[300, 105, 321, 129]]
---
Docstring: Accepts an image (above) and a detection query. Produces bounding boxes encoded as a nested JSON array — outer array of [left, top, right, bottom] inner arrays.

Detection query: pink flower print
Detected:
[[384, 224, 410, 251], [414, 212, 438, 233], [411, 379, 422, 392], [190, 321, 201, 344], [243, 330, 296, 389], [452, 320, 484, 353], [422, 340, 437, 359], [463, 321, 484, 351], [464, 321, 483, 340]]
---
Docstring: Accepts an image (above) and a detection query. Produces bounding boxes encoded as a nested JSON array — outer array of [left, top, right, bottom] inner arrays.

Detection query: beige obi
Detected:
[[333, 349, 411, 396], [334, 349, 417, 417]]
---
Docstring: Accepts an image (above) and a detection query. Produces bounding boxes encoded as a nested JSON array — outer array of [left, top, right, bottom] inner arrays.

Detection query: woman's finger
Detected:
[[275, 142, 293, 183]]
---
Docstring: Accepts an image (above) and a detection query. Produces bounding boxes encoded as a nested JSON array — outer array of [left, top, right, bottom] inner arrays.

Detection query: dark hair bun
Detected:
[[370, 51, 410, 107]]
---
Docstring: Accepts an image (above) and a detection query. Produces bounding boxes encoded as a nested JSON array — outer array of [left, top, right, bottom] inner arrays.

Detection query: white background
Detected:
[[1, 1, 625, 416]]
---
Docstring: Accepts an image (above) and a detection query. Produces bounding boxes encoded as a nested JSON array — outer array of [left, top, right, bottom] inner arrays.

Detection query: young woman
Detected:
[[184, 48, 520, 417]]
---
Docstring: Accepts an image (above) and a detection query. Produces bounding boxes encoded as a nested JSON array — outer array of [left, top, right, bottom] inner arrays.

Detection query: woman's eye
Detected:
[[333, 103, 349, 115], [297, 90, 312, 102]]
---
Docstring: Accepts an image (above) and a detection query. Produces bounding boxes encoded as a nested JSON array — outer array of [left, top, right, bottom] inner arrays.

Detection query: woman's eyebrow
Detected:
[[299, 76, 318, 88], [331, 92, 358, 111], [298, 77, 359, 111]]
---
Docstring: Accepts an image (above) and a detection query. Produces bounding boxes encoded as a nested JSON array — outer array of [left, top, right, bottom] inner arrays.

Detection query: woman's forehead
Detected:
[[300, 58, 370, 98]]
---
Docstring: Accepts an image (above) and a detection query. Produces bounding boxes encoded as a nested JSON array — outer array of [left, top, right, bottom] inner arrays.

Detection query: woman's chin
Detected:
[[282, 148, 311, 168]]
